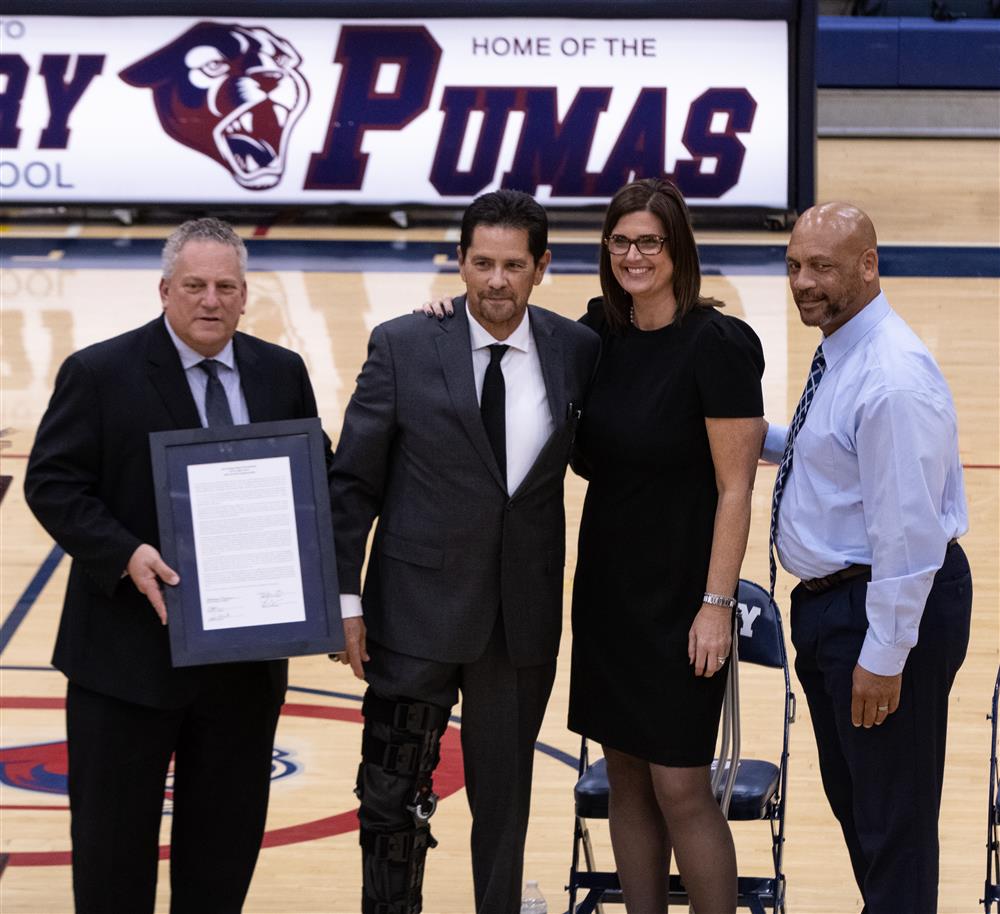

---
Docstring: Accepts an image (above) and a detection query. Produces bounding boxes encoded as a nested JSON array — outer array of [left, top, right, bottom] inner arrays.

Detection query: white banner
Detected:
[[1, 16, 789, 206]]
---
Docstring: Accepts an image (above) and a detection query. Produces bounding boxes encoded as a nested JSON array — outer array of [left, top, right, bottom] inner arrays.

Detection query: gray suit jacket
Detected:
[[331, 297, 600, 667]]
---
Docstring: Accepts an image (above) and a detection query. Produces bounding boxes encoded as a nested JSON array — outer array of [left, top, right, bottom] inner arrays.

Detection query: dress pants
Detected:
[[790, 542, 972, 914], [364, 615, 557, 914], [66, 664, 284, 914]]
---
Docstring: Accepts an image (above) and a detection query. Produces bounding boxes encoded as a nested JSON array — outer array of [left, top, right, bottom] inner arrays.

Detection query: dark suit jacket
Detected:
[[331, 298, 600, 668], [25, 315, 332, 709]]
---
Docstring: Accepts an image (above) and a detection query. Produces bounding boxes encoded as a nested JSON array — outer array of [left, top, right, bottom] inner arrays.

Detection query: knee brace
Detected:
[[356, 691, 449, 914]]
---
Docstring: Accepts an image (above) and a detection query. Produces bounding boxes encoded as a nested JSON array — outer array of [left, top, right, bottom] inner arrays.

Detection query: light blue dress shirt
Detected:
[[162, 315, 249, 426], [762, 292, 968, 676]]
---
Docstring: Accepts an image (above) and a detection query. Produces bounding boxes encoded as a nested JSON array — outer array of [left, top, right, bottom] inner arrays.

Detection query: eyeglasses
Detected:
[[604, 234, 667, 256]]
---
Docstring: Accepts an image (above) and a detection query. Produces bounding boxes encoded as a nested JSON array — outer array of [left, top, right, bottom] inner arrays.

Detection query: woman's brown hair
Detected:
[[598, 177, 721, 332]]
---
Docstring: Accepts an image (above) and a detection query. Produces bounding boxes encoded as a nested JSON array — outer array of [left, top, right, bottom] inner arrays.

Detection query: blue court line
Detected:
[[0, 545, 64, 656], [286, 684, 578, 769], [288, 684, 363, 704], [2, 237, 997, 277]]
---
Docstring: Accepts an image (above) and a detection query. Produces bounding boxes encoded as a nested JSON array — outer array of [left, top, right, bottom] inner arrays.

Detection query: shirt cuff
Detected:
[[858, 633, 910, 677], [340, 594, 363, 619], [762, 423, 788, 464]]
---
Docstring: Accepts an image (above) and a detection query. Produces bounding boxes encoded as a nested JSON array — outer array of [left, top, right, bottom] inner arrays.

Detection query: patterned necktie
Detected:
[[769, 344, 826, 597], [197, 359, 234, 428], [480, 344, 509, 484]]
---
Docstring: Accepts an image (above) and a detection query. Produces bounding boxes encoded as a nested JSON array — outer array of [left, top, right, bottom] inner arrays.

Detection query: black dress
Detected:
[[568, 299, 764, 767]]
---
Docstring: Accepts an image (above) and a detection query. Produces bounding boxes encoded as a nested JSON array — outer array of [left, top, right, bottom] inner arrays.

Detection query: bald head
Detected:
[[793, 202, 878, 257], [785, 202, 881, 336]]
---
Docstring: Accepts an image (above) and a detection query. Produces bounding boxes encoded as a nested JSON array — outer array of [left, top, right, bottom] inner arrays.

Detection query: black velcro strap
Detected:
[[363, 691, 447, 734], [360, 827, 431, 863], [361, 899, 421, 914], [361, 730, 420, 775]]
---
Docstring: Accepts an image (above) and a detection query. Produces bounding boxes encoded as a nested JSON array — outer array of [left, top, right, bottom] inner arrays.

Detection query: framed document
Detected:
[[150, 418, 343, 667]]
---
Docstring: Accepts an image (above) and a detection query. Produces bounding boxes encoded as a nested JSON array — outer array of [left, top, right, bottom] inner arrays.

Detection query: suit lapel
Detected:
[[529, 306, 566, 428], [145, 316, 201, 429], [508, 307, 574, 500], [436, 297, 507, 491], [233, 333, 270, 422]]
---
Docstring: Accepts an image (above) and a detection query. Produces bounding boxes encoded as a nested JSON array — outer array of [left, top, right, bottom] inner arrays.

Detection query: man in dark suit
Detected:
[[331, 190, 600, 914], [24, 218, 330, 914]]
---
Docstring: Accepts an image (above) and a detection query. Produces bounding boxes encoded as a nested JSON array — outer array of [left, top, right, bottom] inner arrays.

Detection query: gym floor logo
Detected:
[[0, 696, 466, 866], [0, 740, 297, 807], [119, 22, 310, 190]]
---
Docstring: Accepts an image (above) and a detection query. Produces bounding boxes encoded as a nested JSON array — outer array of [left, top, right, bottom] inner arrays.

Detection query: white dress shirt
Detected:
[[340, 307, 554, 621], [467, 307, 555, 494], [763, 292, 968, 676], [163, 316, 249, 426]]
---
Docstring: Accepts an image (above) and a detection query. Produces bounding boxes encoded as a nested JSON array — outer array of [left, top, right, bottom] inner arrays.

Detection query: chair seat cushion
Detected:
[[575, 757, 779, 821], [714, 758, 780, 819], [574, 757, 611, 818]]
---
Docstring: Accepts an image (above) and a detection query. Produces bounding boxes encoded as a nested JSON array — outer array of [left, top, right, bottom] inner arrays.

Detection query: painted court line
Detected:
[[0, 545, 64, 656]]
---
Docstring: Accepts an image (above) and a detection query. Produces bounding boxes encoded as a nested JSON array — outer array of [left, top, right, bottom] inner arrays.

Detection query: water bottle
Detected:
[[520, 879, 548, 913]]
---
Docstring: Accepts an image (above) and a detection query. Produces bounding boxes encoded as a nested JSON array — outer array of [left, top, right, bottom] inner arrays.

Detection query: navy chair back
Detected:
[[736, 579, 787, 670]]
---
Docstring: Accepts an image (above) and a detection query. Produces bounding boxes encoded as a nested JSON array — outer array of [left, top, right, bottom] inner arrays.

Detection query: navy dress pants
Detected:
[[790, 542, 972, 914]]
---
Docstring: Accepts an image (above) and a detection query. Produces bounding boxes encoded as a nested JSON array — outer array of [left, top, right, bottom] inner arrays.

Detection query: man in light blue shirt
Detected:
[[764, 202, 971, 914]]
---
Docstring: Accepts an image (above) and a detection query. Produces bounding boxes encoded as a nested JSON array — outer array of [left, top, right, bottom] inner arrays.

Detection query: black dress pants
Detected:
[[66, 665, 283, 914], [364, 616, 557, 914], [790, 543, 972, 914]]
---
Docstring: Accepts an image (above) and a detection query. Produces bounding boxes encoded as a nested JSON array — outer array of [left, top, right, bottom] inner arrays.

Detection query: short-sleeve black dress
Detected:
[[568, 299, 764, 767]]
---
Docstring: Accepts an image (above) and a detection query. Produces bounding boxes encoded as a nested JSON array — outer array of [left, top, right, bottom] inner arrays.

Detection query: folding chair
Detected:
[[983, 664, 1000, 912], [566, 579, 795, 914]]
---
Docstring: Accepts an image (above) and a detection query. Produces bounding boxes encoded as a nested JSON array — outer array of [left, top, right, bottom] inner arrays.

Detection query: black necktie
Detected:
[[481, 344, 509, 484], [197, 359, 234, 428]]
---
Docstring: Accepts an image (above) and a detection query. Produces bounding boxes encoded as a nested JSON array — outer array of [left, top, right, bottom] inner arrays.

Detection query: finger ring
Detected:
[[877, 705, 889, 711], [717, 656, 727, 665]]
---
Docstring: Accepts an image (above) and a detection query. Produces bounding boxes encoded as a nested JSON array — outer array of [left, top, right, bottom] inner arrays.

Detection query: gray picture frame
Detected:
[[150, 417, 343, 666]]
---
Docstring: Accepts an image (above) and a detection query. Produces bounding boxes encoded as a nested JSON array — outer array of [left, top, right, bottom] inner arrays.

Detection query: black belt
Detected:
[[800, 564, 871, 594], [800, 539, 958, 595]]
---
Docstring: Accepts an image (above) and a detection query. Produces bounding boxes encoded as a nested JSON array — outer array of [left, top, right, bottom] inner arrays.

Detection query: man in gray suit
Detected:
[[331, 190, 600, 914]]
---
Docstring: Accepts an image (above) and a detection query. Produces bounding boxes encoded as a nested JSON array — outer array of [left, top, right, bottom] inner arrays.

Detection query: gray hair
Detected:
[[161, 217, 248, 280]]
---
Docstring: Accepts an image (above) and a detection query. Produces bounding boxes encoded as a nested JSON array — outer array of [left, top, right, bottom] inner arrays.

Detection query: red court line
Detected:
[[0, 697, 64, 709], [0, 699, 468, 866]]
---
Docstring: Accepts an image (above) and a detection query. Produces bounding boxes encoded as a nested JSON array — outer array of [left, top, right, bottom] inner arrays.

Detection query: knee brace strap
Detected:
[[360, 826, 436, 862], [363, 692, 448, 735], [362, 731, 421, 776], [360, 825, 436, 913], [362, 900, 420, 914]]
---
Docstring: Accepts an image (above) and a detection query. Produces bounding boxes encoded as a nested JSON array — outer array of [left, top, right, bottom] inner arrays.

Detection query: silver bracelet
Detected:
[[703, 592, 737, 610]]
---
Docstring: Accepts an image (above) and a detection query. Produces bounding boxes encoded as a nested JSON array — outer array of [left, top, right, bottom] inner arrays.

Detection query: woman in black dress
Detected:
[[568, 179, 764, 913]]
